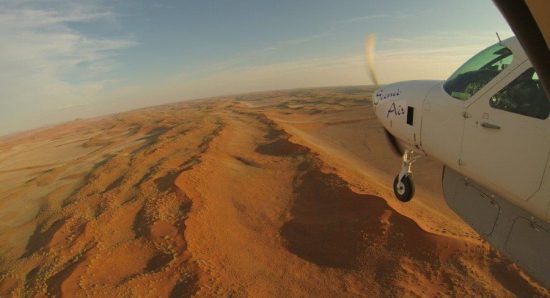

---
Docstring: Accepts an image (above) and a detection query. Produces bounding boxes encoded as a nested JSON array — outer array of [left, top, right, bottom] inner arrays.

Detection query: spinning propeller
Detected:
[[364, 34, 404, 156]]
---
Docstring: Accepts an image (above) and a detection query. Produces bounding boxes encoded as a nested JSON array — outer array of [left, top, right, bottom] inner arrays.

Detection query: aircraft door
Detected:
[[460, 65, 550, 201], [420, 83, 465, 169]]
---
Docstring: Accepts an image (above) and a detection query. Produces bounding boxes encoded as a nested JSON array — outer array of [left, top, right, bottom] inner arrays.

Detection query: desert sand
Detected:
[[0, 86, 548, 297]]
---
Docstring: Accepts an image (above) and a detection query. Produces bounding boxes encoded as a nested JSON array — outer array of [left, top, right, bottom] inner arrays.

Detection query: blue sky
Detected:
[[0, 0, 512, 135]]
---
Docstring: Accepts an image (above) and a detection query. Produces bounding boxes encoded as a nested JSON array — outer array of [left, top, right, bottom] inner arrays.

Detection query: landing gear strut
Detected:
[[393, 149, 417, 202]]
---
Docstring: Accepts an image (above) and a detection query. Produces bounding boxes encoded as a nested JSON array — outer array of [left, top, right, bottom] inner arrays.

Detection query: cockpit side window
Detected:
[[489, 68, 549, 119], [444, 43, 513, 101]]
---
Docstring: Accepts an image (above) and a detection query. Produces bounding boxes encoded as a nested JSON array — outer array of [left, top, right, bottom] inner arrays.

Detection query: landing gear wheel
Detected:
[[393, 174, 415, 202]]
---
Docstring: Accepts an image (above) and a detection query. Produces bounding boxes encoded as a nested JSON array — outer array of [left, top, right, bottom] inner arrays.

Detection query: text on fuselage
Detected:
[[387, 102, 406, 118], [375, 88, 401, 101]]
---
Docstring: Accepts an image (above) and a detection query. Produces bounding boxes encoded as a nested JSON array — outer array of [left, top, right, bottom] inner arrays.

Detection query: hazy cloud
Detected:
[[0, 0, 136, 133], [336, 14, 390, 24], [105, 37, 488, 111]]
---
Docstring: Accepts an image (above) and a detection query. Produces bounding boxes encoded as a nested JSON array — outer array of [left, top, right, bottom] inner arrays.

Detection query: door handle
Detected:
[[481, 121, 500, 129]]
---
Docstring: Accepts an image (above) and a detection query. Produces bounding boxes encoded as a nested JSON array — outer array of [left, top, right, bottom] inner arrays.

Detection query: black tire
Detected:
[[393, 174, 415, 202]]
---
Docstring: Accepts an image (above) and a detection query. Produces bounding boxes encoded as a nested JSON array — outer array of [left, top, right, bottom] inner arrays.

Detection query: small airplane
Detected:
[[367, 0, 550, 287]]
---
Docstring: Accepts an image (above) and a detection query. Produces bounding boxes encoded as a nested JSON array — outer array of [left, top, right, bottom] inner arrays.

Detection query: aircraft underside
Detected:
[[442, 166, 550, 287]]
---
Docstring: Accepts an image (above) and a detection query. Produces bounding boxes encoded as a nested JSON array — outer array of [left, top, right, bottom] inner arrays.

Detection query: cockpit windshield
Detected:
[[444, 43, 513, 101]]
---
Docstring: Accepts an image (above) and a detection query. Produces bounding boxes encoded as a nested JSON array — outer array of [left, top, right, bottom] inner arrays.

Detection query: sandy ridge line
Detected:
[[265, 112, 482, 243], [259, 112, 548, 297]]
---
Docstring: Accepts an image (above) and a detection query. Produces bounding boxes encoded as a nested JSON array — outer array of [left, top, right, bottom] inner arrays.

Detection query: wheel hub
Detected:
[[396, 181, 405, 195]]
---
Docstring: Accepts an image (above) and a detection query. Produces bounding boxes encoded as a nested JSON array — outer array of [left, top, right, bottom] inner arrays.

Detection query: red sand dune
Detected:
[[0, 87, 547, 297]]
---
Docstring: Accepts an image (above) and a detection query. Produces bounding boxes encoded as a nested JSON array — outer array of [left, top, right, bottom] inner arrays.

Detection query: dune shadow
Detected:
[[46, 251, 90, 297], [280, 159, 459, 270], [489, 257, 543, 298], [145, 253, 173, 273], [233, 156, 261, 168], [169, 275, 198, 298], [132, 126, 169, 154], [255, 138, 309, 157], [22, 219, 66, 258], [280, 162, 387, 269]]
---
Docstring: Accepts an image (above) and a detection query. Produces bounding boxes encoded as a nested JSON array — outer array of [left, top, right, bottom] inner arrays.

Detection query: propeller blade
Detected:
[[365, 35, 401, 156], [365, 34, 379, 87], [384, 128, 404, 156]]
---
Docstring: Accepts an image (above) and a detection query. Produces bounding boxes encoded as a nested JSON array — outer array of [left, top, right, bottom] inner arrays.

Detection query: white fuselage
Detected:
[[372, 37, 550, 223]]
